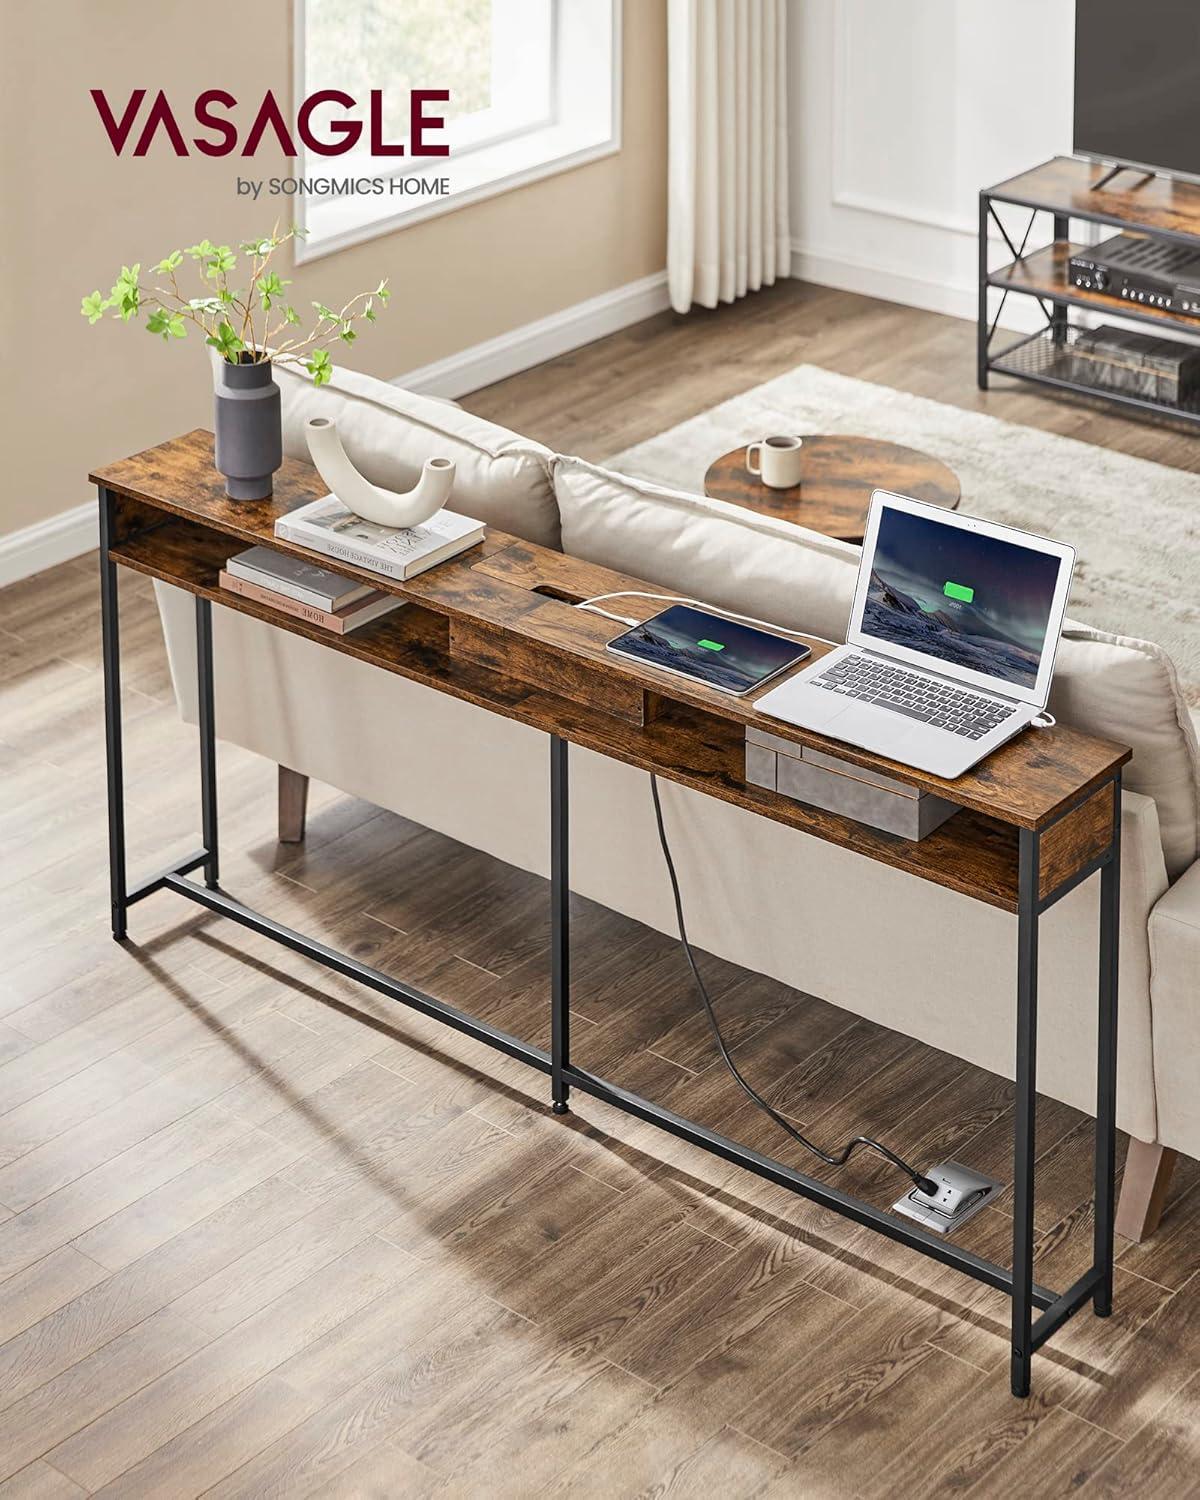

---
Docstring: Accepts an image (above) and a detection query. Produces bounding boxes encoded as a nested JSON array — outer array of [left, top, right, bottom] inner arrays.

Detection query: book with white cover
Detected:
[[274, 497, 485, 581], [226, 545, 374, 611]]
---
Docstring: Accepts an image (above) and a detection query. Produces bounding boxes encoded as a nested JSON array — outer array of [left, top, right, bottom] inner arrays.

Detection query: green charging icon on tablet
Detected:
[[943, 581, 974, 603], [697, 638, 725, 651]]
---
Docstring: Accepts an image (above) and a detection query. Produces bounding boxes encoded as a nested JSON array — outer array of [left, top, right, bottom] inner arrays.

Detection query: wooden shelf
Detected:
[[96, 431, 1132, 911], [989, 241, 1200, 335], [986, 155, 1200, 243]]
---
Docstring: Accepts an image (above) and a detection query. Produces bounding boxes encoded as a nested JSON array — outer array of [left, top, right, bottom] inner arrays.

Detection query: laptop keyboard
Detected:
[[814, 656, 1016, 739]]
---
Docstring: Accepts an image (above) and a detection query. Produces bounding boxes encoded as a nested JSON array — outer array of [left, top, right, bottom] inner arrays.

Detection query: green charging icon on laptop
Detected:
[[943, 580, 974, 603]]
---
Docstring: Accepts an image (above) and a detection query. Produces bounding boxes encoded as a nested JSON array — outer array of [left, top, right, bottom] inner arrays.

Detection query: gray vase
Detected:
[[213, 356, 282, 500]]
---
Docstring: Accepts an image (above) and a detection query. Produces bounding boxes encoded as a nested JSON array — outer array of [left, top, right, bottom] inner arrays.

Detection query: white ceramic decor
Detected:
[[304, 416, 456, 527]]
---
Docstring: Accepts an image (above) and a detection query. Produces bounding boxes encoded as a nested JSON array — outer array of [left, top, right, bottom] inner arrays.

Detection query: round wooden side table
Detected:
[[703, 435, 960, 543]]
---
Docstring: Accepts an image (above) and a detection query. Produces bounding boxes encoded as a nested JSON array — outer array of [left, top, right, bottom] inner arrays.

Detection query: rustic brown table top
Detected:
[[92, 431, 1130, 909], [703, 435, 960, 542], [986, 154, 1200, 240]]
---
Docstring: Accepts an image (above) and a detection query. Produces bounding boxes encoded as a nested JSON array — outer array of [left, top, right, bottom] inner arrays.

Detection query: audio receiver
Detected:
[[1069, 232, 1200, 316]]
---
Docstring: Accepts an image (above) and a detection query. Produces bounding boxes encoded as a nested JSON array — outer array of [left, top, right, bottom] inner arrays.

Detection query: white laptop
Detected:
[[755, 490, 1075, 779]]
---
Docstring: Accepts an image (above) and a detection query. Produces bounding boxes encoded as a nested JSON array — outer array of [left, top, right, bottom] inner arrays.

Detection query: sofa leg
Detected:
[[278, 766, 309, 844], [1115, 1140, 1178, 1243]]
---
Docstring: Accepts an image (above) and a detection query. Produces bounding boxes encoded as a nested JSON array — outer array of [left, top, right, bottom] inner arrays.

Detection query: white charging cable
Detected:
[[575, 590, 841, 648]]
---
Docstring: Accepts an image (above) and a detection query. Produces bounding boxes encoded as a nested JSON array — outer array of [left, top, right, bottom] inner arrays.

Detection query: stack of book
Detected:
[[219, 497, 486, 635], [219, 547, 404, 634]]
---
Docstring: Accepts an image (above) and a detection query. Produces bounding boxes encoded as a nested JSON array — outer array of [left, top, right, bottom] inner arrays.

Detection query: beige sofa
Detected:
[[154, 362, 1200, 1239]]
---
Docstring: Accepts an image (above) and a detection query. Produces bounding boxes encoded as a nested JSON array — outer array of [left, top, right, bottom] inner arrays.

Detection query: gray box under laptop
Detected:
[[745, 728, 961, 840]]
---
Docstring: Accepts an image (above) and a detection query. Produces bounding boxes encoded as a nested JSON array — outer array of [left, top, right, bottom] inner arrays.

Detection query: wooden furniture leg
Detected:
[[1115, 1139, 1178, 1243], [278, 766, 309, 844]]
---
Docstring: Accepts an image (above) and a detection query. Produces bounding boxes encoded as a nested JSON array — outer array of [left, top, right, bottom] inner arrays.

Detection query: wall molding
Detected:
[[829, 4, 975, 240], [830, 187, 978, 240], [0, 501, 97, 589], [394, 269, 671, 398]]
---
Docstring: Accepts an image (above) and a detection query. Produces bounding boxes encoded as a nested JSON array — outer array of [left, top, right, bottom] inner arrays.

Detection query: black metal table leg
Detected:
[[1094, 774, 1121, 1316], [1051, 214, 1071, 347], [550, 735, 570, 1113], [98, 487, 127, 941], [195, 597, 220, 889], [1012, 825, 1041, 1397], [977, 194, 990, 390]]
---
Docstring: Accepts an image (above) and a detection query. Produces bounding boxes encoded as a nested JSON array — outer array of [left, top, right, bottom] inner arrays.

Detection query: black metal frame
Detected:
[[978, 188, 1200, 427], [98, 485, 1122, 1398]]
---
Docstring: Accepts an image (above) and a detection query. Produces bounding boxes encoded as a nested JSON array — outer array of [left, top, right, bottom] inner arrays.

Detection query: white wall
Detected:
[[789, 0, 1077, 325]]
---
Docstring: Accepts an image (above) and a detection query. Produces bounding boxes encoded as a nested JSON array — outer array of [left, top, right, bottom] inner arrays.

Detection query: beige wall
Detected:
[[0, 0, 667, 539]]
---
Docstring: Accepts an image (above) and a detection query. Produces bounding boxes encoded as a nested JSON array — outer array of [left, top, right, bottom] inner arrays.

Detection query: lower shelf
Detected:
[[990, 326, 1200, 424]]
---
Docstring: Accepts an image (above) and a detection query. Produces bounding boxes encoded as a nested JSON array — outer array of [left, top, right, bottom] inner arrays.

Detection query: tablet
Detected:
[[605, 604, 811, 696]]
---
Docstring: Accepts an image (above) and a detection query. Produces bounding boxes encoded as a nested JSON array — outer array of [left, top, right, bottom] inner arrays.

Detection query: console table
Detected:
[[92, 430, 1131, 1398], [980, 154, 1200, 425]]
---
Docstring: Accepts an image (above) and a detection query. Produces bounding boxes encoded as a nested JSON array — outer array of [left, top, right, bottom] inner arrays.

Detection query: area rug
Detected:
[[606, 364, 1200, 706]]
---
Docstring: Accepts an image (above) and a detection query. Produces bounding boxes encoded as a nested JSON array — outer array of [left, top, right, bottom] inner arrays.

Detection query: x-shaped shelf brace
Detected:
[[983, 202, 1059, 353]]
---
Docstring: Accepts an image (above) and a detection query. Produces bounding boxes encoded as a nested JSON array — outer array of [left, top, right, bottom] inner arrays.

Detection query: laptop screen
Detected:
[[859, 504, 1064, 690]]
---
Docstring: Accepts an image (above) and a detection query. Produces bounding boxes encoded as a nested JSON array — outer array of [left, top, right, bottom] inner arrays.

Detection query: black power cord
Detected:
[[649, 774, 938, 1199]]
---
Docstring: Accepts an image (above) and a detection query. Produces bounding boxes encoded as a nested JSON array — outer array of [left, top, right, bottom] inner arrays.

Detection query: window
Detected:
[[294, 0, 622, 259]]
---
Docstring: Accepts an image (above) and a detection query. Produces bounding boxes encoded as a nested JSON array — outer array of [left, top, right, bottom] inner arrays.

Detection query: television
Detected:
[[1074, 0, 1200, 184]]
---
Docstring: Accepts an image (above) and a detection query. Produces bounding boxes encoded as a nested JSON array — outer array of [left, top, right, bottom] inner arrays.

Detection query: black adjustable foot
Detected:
[[552, 1100, 569, 1115]]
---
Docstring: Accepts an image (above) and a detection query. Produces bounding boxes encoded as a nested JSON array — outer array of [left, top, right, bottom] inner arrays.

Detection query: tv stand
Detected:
[[978, 154, 1200, 427]]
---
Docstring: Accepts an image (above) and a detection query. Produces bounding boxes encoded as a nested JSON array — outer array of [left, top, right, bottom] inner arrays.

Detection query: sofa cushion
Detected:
[[275, 361, 559, 548], [554, 455, 1200, 878], [1051, 625, 1200, 879], [552, 454, 860, 644]]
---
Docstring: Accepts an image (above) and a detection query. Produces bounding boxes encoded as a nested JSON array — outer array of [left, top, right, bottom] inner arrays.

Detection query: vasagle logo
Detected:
[[90, 88, 450, 158]]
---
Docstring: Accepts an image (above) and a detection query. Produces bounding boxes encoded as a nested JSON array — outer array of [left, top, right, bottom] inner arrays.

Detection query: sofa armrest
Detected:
[[1149, 857, 1200, 1156]]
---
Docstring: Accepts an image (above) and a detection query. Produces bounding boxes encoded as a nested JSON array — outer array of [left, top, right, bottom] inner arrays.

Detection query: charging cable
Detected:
[[576, 590, 841, 648], [577, 586, 1031, 1191], [649, 774, 938, 1198]]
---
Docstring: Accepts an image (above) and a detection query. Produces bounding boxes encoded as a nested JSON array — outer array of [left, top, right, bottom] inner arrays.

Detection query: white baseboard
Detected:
[[791, 242, 977, 322], [790, 240, 1047, 334], [0, 501, 97, 589], [394, 269, 671, 398]]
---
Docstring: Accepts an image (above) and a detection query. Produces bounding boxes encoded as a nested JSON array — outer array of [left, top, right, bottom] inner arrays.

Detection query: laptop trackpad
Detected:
[[830, 700, 926, 753]]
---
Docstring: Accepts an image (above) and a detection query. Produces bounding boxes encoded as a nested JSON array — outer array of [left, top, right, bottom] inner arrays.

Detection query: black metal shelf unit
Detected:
[[979, 157, 1200, 427]]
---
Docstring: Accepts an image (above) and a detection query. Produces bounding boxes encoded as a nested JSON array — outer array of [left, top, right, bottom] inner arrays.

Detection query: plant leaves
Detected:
[[81, 290, 109, 324], [306, 348, 332, 385], [205, 320, 244, 360]]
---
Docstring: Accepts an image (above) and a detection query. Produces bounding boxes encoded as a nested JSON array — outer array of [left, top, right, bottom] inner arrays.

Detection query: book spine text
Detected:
[[273, 523, 408, 579]]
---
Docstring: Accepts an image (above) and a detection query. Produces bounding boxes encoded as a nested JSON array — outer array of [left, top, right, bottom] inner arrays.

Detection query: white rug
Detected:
[[607, 364, 1200, 706]]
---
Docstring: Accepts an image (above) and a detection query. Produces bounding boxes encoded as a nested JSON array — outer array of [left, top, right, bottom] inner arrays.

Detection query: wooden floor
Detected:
[[1, 283, 1198, 1497]]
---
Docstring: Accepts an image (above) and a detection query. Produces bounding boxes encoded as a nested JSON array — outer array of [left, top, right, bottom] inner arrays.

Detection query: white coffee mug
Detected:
[[746, 435, 804, 489]]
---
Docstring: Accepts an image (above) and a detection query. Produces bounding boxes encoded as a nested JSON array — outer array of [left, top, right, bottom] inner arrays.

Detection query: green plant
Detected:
[[80, 225, 390, 385]]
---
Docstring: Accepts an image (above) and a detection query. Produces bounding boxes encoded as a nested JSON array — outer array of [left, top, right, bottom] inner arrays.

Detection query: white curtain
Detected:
[[667, 0, 791, 314]]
